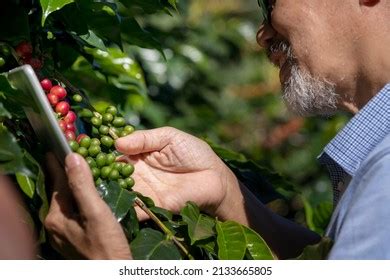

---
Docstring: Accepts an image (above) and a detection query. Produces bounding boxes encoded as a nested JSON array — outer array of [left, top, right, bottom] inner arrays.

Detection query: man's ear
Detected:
[[359, 0, 380, 7]]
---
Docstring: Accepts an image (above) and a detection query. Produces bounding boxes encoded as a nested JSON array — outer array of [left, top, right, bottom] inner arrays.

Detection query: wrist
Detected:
[[212, 163, 246, 222]]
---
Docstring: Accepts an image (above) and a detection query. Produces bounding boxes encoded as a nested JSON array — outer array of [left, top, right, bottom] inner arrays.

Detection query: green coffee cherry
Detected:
[[106, 153, 116, 165], [79, 108, 93, 118], [99, 125, 109, 135], [91, 116, 102, 127], [109, 169, 120, 180], [101, 136, 114, 148], [0, 45, 10, 56], [124, 125, 135, 134], [120, 130, 130, 137], [91, 138, 101, 146], [69, 140, 79, 152], [101, 166, 112, 179], [72, 94, 83, 103], [105, 106, 117, 115], [102, 113, 114, 124], [96, 153, 107, 168], [125, 177, 135, 188], [86, 157, 97, 168], [121, 164, 134, 177], [91, 167, 100, 180], [112, 117, 126, 127], [88, 145, 101, 157], [77, 147, 88, 158], [0, 57, 5, 67], [95, 178, 103, 185], [79, 136, 91, 148], [118, 179, 127, 189], [112, 162, 124, 171]]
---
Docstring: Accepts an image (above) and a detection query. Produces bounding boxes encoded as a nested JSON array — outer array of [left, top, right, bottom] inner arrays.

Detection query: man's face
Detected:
[[257, 0, 357, 116]]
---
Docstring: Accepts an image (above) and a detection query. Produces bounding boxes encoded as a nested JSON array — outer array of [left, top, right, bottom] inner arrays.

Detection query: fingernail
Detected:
[[65, 153, 82, 171]]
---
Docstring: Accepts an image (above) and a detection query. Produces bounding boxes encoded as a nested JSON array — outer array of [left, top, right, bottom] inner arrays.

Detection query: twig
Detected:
[[134, 197, 194, 260]]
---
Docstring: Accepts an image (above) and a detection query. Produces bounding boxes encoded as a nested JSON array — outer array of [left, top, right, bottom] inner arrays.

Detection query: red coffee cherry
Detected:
[[40, 79, 53, 91], [66, 122, 76, 132], [76, 133, 88, 144], [15, 41, 33, 58], [50, 85, 67, 100], [58, 120, 67, 132], [24, 57, 42, 70], [55, 101, 70, 116], [65, 130, 76, 141], [64, 111, 77, 123], [46, 93, 59, 106]]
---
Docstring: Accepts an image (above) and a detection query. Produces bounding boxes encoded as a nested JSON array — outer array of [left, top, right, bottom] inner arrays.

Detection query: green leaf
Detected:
[[294, 237, 333, 260], [216, 221, 246, 260], [196, 239, 218, 259], [216, 221, 274, 260], [242, 226, 274, 260], [0, 125, 31, 176], [78, 2, 123, 49], [0, 102, 11, 118], [131, 228, 181, 260], [1, 75, 32, 108], [303, 198, 332, 234], [150, 206, 173, 221], [16, 173, 35, 199], [83, 47, 147, 94], [35, 160, 49, 243], [312, 202, 333, 230], [79, 30, 107, 51], [57, 3, 88, 35], [98, 181, 136, 221], [180, 202, 215, 245], [167, 0, 178, 10], [21, 151, 49, 243], [121, 206, 140, 240], [40, 0, 75, 26], [120, 18, 165, 57]]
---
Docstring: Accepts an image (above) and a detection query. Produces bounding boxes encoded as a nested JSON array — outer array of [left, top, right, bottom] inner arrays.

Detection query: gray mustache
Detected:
[[267, 41, 295, 63]]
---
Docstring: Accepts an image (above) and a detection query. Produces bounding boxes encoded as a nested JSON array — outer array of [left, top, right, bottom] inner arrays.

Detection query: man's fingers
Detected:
[[45, 153, 73, 215], [65, 153, 108, 218], [115, 127, 177, 155], [45, 153, 68, 193]]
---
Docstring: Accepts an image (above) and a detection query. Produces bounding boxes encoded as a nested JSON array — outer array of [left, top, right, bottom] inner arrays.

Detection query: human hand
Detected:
[[44, 153, 132, 259], [115, 127, 242, 220]]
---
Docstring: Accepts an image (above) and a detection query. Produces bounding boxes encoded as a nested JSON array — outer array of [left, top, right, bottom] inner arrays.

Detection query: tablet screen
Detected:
[[7, 65, 72, 166]]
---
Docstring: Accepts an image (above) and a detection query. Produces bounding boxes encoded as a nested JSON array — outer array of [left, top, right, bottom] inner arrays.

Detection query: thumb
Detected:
[[65, 153, 108, 218], [115, 127, 176, 155]]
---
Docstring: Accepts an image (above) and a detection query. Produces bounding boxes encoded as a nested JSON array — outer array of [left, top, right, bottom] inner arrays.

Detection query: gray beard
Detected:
[[269, 42, 339, 117]]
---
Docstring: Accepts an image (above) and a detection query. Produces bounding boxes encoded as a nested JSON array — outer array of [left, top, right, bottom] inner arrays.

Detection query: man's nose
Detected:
[[257, 24, 276, 49]]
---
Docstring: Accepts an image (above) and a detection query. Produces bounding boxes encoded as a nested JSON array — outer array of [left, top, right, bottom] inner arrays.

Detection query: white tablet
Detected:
[[7, 65, 72, 166]]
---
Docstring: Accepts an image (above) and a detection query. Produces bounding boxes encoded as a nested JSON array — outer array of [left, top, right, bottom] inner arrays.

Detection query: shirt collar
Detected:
[[318, 83, 390, 176]]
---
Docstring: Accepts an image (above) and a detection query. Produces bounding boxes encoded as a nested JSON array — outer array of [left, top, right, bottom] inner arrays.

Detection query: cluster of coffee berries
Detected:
[[72, 106, 135, 189], [69, 134, 135, 189], [40, 79, 77, 141], [41, 77, 135, 190], [15, 41, 42, 70]]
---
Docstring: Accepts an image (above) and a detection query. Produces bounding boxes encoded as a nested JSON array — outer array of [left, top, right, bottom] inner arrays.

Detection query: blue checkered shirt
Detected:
[[318, 83, 390, 259]]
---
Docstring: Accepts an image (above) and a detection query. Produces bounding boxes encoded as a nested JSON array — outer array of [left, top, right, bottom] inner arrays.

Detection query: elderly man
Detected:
[[45, 0, 390, 259]]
